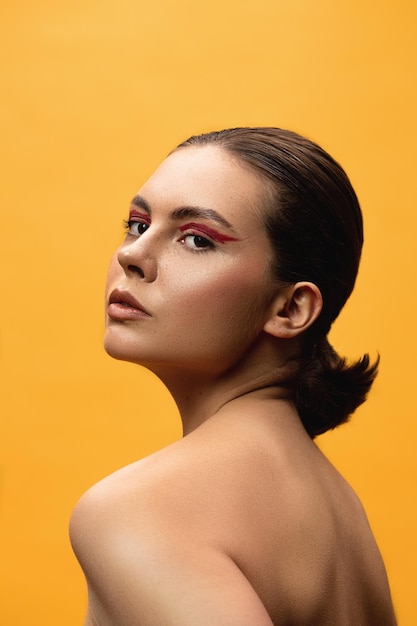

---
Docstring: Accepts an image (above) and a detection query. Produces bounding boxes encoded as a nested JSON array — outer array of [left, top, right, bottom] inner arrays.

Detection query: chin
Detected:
[[103, 329, 141, 364], [103, 329, 163, 370]]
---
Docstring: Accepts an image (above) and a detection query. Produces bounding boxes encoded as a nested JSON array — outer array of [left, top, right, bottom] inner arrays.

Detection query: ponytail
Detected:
[[294, 338, 379, 438]]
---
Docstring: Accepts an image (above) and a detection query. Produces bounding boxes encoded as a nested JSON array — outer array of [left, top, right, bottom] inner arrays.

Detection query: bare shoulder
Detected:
[[70, 403, 396, 625], [70, 412, 275, 557], [70, 425, 277, 626]]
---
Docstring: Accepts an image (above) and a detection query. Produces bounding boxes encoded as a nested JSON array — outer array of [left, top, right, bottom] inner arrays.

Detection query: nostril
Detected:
[[128, 264, 145, 278]]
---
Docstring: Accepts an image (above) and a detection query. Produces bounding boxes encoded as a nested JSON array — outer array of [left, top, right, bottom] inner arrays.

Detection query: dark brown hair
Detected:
[[177, 127, 378, 438]]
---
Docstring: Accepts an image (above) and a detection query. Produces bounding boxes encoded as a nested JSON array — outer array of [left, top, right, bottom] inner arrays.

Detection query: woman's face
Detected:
[[104, 145, 279, 376]]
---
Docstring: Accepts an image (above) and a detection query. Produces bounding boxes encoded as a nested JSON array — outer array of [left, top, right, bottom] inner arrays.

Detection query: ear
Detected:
[[263, 282, 323, 339]]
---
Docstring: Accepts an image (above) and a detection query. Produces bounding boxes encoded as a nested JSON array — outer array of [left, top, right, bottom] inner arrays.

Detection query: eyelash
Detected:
[[181, 233, 216, 252], [123, 219, 216, 252], [123, 218, 149, 237]]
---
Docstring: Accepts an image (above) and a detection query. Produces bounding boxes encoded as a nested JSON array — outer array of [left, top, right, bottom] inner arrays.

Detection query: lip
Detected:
[[107, 289, 151, 321]]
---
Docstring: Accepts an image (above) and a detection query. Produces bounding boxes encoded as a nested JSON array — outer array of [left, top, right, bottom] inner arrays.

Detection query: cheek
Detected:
[[170, 262, 270, 331]]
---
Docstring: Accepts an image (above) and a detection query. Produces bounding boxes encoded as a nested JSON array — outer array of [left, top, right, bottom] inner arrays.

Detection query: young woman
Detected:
[[70, 128, 397, 625]]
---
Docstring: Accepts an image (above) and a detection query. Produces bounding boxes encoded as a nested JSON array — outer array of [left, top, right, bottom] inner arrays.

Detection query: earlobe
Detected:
[[263, 282, 323, 339]]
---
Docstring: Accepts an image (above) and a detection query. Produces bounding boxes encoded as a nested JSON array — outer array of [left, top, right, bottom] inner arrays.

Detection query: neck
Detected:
[[149, 350, 295, 436]]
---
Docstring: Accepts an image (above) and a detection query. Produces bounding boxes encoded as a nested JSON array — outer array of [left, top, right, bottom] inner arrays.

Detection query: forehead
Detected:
[[138, 145, 265, 220]]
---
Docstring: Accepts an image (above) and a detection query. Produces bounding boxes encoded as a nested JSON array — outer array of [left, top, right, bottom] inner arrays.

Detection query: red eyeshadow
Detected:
[[179, 222, 239, 244], [129, 209, 151, 224]]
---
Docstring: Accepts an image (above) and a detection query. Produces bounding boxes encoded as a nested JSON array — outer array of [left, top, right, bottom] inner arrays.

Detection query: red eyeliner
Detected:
[[178, 222, 239, 244], [129, 209, 151, 224]]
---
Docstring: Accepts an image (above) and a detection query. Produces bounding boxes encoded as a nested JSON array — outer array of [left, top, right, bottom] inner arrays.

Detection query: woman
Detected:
[[70, 128, 397, 625]]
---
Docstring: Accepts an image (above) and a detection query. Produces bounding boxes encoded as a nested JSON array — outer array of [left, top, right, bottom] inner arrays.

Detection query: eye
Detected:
[[180, 233, 215, 251], [123, 219, 150, 237]]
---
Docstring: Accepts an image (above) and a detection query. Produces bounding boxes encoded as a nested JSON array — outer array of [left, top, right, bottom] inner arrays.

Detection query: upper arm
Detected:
[[85, 530, 274, 626]]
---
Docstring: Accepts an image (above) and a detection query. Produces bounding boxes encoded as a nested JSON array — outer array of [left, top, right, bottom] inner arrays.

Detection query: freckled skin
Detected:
[[104, 146, 278, 379], [71, 146, 397, 626]]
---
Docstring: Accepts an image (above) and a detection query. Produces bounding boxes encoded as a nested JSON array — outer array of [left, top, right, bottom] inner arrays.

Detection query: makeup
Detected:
[[178, 222, 239, 244], [128, 209, 151, 224], [107, 289, 151, 321]]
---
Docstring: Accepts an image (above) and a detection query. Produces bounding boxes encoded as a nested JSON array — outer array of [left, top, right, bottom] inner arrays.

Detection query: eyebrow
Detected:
[[130, 194, 237, 234], [131, 195, 152, 213]]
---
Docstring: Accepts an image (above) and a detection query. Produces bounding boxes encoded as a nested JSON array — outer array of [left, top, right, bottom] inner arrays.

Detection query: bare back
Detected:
[[70, 398, 396, 625]]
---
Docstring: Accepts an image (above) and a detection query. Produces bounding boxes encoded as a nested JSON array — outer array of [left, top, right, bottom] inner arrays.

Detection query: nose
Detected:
[[117, 236, 157, 282]]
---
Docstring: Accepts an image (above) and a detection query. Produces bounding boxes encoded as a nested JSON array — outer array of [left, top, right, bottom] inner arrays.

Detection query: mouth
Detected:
[[107, 289, 150, 320]]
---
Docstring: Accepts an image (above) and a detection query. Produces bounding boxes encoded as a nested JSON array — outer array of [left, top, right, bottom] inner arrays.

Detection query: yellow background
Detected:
[[1, 0, 416, 623]]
